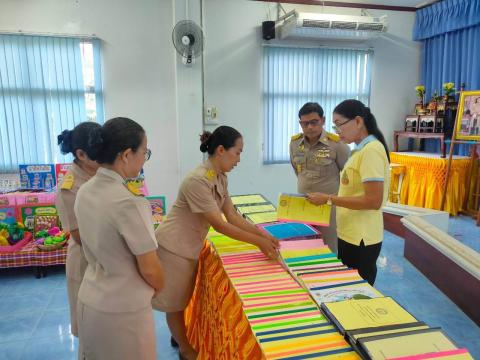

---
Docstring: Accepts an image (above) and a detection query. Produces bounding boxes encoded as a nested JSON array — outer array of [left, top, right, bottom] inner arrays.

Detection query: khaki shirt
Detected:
[[290, 131, 350, 194], [156, 160, 229, 260], [55, 163, 89, 282], [74, 167, 158, 313]]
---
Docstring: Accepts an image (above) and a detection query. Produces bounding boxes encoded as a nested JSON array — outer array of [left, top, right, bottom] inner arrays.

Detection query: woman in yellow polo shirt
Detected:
[[307, 99, 390, 285]]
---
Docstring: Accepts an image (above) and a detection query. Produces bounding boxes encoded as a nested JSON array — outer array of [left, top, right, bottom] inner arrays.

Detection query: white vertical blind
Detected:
[[0, 35, 103, 172], [263, 46, 373, 164]]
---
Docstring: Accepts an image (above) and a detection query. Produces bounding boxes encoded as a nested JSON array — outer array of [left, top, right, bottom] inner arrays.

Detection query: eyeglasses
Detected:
[[299, 119, 321, 128], [144, 148, 152, 161], [332, 119, 352, 133]]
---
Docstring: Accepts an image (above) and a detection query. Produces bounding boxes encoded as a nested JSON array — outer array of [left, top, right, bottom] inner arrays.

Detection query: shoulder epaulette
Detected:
[[327, 132, 340, 142], [291, 133, 303, 141], [60, 173, 75, 190], [205, 169, 216, 181]]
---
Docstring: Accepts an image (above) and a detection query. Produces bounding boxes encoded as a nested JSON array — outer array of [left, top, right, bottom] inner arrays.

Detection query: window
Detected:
[[263, 46, 372, 164], [0, 35, 104, 172]]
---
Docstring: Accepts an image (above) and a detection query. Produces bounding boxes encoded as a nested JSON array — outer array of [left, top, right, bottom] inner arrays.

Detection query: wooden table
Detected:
[[393, 131, 446, 158]]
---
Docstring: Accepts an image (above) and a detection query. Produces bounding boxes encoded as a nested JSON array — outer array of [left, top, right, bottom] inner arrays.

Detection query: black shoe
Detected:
[[171, 336, 179, 348]]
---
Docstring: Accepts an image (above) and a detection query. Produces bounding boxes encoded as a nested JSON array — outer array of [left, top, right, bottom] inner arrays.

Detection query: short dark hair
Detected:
[[93, 117, 146, 164], [199, 126, 242, 155], [298, 102, 324, 118], [57, 122, 102, 162]]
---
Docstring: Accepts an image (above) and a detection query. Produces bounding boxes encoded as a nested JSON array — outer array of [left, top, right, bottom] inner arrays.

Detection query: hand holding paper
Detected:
[[306, 192, 329, 205], [277, 193, 331, 226]]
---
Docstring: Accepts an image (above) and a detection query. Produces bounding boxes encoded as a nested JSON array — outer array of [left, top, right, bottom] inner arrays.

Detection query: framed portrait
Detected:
[[455, 90, 480, 140]]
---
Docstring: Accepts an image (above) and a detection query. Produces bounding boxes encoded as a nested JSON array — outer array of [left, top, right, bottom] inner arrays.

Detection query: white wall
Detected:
[[0, 0, 421, 206], [0, 0, 180, 204], [203, 0, 421, 202]]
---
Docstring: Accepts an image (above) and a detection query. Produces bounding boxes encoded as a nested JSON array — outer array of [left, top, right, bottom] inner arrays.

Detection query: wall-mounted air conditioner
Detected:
[[279, 12, 388, 41]]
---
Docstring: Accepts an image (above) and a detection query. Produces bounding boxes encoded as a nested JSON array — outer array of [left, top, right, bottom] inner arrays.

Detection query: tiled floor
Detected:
[[448, 214, 480, 252], [1, 225, 479, 359]]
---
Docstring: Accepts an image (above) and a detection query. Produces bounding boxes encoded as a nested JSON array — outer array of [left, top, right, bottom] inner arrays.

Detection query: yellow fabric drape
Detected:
[[390, 152, 471, 215], [389, 164, 406, 203], [185, 243, 264, 359]]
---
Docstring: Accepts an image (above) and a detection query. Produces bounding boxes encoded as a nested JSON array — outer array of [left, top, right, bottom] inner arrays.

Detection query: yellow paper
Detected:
[[361, 330, 458, 360], [231, 194, 268, 205], [237, 204, 276, 215], [323, 297, 417, 330], [352, 324, 429, 341], [245, 211, 277, 224], [277, 193, 331, 226]]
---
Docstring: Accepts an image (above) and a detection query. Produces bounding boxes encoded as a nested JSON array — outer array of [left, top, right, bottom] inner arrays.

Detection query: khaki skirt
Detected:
[[151, 245, 198, 313], [77, 301, 156, 360]]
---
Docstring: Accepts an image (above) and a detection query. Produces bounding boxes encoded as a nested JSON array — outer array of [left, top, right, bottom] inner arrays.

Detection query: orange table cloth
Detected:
[[185, 243, 264, 359], [390, 152, 471, 215]]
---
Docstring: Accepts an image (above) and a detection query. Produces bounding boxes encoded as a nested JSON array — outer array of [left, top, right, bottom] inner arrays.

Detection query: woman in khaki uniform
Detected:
[[152, 126, 280, 360], [74, 118, 164, 360], [55, 122, 101, 337]]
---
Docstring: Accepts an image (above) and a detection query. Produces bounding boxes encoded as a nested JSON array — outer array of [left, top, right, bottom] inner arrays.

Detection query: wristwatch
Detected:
[[326, 195, 333, 206]]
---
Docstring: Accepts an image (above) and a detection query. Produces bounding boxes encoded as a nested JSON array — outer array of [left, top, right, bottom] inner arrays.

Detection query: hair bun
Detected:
[[85, 126, 104, 160], [199, 131, 212, 153], [57, 130, 73, 154]]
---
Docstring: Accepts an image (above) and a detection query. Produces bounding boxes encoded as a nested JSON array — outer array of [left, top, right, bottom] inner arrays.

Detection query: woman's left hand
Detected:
[[306, 192, 329, 205]]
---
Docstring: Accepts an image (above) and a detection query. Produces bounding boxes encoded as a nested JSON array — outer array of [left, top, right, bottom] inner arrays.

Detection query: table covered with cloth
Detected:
[[390, 152, 471, 215], [0, 241, 67, 268], [185, 239, 359, 360]]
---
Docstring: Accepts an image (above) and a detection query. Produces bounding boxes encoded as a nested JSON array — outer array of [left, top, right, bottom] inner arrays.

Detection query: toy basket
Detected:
[[35, 233, 69, 251]]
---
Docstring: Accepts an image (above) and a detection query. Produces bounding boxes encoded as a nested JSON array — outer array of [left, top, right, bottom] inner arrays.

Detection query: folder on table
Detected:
[[358, 328, 462, 360], [260, 222, 320, 240], [320, 297, 418, 334], [245, 211, 278, 224]]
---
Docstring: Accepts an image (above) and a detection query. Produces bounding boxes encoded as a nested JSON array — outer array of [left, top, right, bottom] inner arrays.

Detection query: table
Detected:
[[0, 241, 67, 277], [185, 244, 264, 359], [390, 152, 471, 215], [393, 131, 446, 158], [185, 241, 360, 359]]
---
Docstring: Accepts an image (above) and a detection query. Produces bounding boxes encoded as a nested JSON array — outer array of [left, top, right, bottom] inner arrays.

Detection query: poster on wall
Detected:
[[55, 163, 73, 186], [146, 196, 166, 229], [19, 164, 56, 191], [455, 90, 480, 140], [0, 206, 17, 225]]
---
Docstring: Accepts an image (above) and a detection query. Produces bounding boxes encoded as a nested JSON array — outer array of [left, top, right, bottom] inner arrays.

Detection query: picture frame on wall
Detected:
[[455, 90, 480, 140]]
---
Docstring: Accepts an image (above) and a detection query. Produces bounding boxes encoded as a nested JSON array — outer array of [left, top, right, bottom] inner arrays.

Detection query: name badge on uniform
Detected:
[[315, 149, 330, 163], [341, 171, 349, 185]]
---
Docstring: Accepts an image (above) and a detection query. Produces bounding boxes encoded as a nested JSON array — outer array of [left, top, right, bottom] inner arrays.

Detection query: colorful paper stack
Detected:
[[209, 234, 359, 360], [231, 194, 278, 225], [278, 239, 383, 306]]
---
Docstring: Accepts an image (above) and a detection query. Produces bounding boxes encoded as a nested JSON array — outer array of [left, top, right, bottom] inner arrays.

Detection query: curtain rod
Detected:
[[0, 30, 97, 39]]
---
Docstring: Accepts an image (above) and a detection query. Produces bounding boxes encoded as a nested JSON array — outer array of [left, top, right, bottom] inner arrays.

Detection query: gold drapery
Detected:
[[185, 243, 264, 359], [390, 152, 471, 215]]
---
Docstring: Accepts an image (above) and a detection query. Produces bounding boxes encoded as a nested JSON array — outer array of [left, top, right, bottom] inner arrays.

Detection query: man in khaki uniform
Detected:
[[290, 102, 350, 253]]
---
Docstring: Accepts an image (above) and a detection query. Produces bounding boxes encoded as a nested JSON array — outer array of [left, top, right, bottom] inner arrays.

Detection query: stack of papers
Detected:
[[320, 297, 418, 335], [358, 328, 470, 360], [259, 222, 320, 240], [208, 234, 359, 359], [277, 193, 331, 226], [231, 194, 278, 225]]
